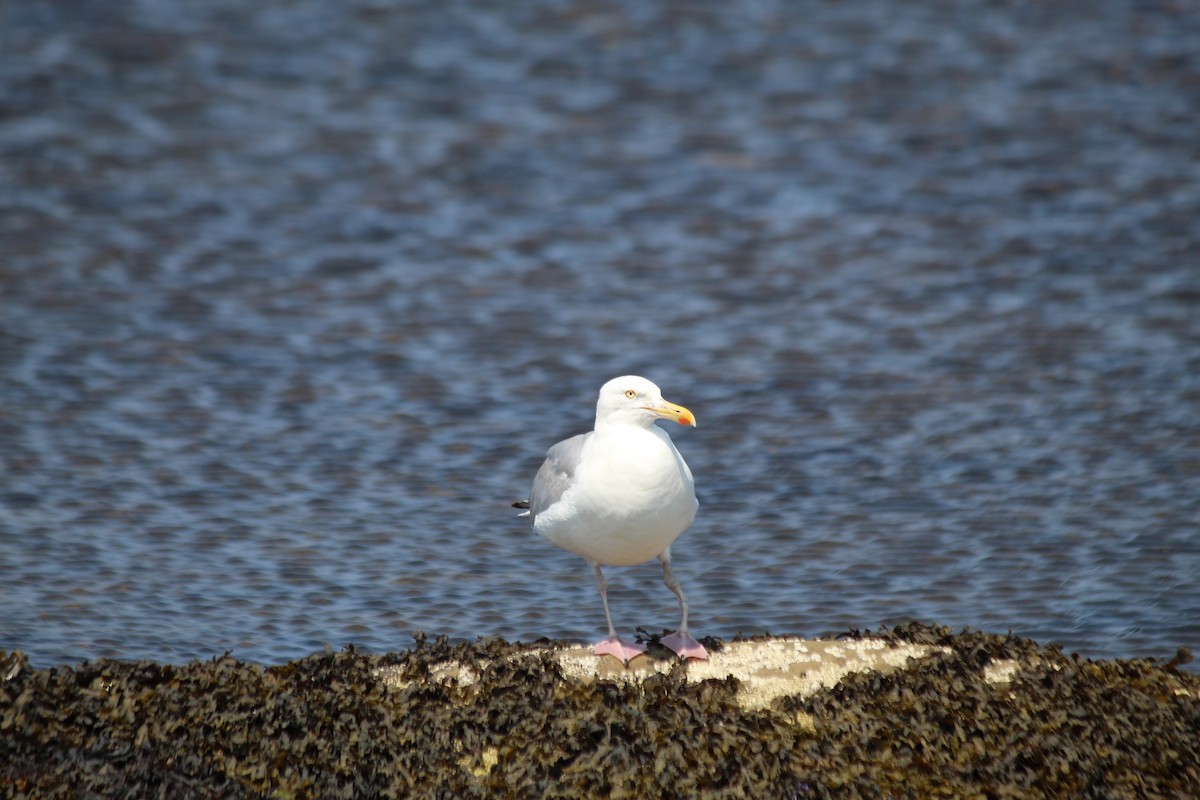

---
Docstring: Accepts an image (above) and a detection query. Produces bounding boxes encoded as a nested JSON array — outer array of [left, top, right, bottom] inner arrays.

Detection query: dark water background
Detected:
[[2, 0, 1198, 668]]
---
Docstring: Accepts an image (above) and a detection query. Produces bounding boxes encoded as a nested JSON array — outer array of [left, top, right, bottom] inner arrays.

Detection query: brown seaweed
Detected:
[[2, 626, 1197, 799]]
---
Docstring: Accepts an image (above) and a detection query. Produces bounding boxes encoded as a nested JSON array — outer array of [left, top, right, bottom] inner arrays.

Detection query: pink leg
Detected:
[[658, 551, 708, 660], [590, 562, 645, 663]]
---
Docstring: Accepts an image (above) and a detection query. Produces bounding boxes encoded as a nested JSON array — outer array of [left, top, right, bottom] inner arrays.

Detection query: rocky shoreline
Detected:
[[3, 624, 1197, 798]]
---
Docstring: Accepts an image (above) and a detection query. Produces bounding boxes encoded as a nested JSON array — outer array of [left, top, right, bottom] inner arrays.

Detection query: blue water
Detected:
[[1, 0, 1198, 668]]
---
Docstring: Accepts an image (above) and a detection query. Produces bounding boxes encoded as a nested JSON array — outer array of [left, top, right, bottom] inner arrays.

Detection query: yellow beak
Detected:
[[647, 399, 697, 428]]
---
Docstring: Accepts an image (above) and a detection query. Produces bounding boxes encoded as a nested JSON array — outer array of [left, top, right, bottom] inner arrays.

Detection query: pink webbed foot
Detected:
[[659, 631, 709, 661], [592, 636, 647, 664]]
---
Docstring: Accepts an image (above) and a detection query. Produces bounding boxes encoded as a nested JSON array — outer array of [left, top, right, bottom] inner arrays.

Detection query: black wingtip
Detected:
[[511, 500, 530, 510]]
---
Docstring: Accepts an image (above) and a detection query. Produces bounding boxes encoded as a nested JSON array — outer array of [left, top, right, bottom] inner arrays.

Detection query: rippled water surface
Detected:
[[2, 0, 1198, 668]]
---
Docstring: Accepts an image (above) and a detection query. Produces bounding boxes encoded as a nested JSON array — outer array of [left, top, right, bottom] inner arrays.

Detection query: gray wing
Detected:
[[525, 432, 590, 521]]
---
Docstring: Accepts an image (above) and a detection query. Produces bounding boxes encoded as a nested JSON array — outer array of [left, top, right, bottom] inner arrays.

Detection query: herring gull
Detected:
[[513, 375, 707, 663]]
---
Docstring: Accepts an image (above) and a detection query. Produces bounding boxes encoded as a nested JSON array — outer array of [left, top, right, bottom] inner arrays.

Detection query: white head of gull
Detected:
[[514, 375, 706, 663]]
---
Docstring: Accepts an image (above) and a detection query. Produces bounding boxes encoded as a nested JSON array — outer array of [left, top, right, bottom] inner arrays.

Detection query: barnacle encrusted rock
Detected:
[[2, 625, 1197, 799], [375, 636, 951, 711]]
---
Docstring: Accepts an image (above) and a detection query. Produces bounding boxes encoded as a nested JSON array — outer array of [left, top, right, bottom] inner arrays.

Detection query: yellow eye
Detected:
[[624, 389, 638, 399]]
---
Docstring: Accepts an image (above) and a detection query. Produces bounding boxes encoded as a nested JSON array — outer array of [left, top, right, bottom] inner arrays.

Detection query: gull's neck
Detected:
[[594, 415, 655, 434]]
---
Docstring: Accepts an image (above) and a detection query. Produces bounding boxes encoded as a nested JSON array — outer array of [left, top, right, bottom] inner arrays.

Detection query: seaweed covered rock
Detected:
[[799, 623, 1200, 796], [2, 629, 1198, 799]]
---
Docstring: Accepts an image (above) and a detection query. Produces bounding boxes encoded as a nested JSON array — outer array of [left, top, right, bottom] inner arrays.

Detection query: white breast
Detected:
[[533, 425, 698, 566]]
